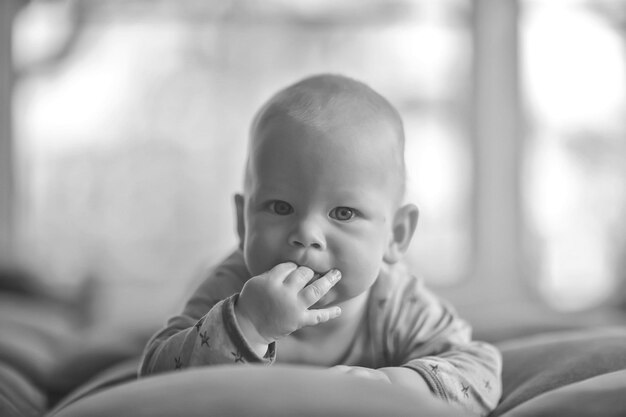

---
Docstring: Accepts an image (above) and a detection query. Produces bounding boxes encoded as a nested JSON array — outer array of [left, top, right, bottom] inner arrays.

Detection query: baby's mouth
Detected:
[[287, 260, 328, 285]]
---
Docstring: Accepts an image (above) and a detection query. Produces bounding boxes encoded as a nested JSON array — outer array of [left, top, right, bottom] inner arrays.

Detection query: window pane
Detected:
[[522, 0, 626, 310], [14, 0, 471, 324]]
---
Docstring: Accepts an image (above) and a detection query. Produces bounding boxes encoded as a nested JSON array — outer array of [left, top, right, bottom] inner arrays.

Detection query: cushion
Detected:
[[0, 292, 150, 405], [499, 369, 626, 417], [0, 295, 77, 389], [0, 363, 46, 417], [45, 326, 150, 405], [48, 358, 140, 415], [51, 365, 465, 417], [491, 327, 626, 416]]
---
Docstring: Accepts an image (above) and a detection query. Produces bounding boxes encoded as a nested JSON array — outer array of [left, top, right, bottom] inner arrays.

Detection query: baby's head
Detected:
[[235, 74, 418, 306]]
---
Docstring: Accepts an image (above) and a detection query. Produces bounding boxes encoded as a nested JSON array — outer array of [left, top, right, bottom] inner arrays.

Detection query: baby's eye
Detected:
[[269, 200, 294, 215], [329, 207, 356, 221]]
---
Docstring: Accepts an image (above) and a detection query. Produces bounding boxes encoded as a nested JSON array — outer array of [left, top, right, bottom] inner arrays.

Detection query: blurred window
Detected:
[[522, 0, 626, 311], [12, 0, 472, 322]]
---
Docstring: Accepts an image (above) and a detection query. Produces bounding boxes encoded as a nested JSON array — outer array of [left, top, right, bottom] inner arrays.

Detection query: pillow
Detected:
[[48, 358, 140, 415], [492, 327, 626, 417], [0, 293, 151, 403], [0, 363, 46, 417], [46, 326, 151, 404], [499, 369, 626, 417], [51, 365, 467, 417], [0, 297, 76, 389]]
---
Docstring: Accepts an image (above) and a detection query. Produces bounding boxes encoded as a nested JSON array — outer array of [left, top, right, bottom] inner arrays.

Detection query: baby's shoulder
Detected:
[[374, 261, 423, 295], [368, 261, 427, 311]]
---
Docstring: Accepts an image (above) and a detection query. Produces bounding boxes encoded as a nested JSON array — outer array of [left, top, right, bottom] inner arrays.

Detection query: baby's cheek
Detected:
[[339, 255, 381, 297], [355, 238, 385, 276], [245, 237, 269, 275], [245, 233, 278, 275]]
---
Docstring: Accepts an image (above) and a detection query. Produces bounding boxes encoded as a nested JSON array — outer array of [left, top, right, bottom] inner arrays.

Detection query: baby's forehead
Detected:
[[249, 111, 405, 197], [251, 77, 404, 154], [252, 106, 402, 172], [246, 74, 406, 199]]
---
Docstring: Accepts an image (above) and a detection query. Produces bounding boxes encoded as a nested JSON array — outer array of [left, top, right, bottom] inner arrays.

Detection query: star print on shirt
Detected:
[[484, 380, 492, 391], [377, 298, 387, 309], [200, 331, 210, 347], [461, 384, 470, 398], [429, 364, 439, 375], [174, 357, 183, 370], [195, 318, 205, 332], [231, 350, 244, 363]]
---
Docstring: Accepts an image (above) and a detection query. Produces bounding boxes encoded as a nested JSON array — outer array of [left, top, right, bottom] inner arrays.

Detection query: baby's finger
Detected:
[[299, 269, 341, 306], [301, 306, 342, 327], [267, 262, 298, 281], [284, 266, 314, 287]]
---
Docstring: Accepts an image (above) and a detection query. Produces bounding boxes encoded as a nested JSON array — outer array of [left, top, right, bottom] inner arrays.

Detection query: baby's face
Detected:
[[240, 114, 401, 306]]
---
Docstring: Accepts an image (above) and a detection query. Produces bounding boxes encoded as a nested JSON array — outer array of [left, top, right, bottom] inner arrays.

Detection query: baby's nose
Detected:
[[290, 238, 323, 250], [288, 219, 326, 250]]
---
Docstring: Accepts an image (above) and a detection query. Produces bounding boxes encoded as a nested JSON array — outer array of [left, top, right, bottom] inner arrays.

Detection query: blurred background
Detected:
[[1, 0, 625, 330]]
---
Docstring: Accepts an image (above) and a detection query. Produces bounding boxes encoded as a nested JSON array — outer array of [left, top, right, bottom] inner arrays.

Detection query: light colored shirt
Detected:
[[140, 249, 502, 415]]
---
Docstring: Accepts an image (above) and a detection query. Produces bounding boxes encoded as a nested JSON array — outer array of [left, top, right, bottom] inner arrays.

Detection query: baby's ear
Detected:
[[234, 194, 245, 250], [383, 203, 419, 264]]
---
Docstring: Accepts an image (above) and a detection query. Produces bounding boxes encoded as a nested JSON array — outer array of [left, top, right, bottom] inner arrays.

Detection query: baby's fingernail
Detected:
[[328, 269, 342, 283]]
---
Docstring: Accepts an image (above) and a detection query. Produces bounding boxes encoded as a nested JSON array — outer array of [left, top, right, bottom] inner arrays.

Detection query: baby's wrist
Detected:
[[234, 297, 273, 348]]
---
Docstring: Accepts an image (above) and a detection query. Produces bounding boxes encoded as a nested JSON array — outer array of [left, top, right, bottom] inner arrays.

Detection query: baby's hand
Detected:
[[235, 263, 342, 347], [329, 365, 391, 383]]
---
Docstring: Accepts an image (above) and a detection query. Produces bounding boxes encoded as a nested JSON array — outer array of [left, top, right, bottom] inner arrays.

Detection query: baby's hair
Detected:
[[246, 74, 407, 201]]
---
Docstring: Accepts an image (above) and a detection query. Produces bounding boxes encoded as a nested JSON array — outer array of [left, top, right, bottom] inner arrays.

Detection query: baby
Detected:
[[140, 74, 502, 415]]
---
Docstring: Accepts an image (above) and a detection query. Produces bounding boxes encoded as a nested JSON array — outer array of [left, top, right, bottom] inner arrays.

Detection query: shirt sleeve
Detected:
[[374, 267, 502, 416], [138, 250, 276, 376]]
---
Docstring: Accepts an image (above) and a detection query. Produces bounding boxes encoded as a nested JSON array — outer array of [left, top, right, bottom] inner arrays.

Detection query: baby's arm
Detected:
[[139, 250, 261, 375], [333, 272, 501, 416], [140, 292, 272, 375], [383, 276, 501, 416], [139, 251, 342, 375]]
